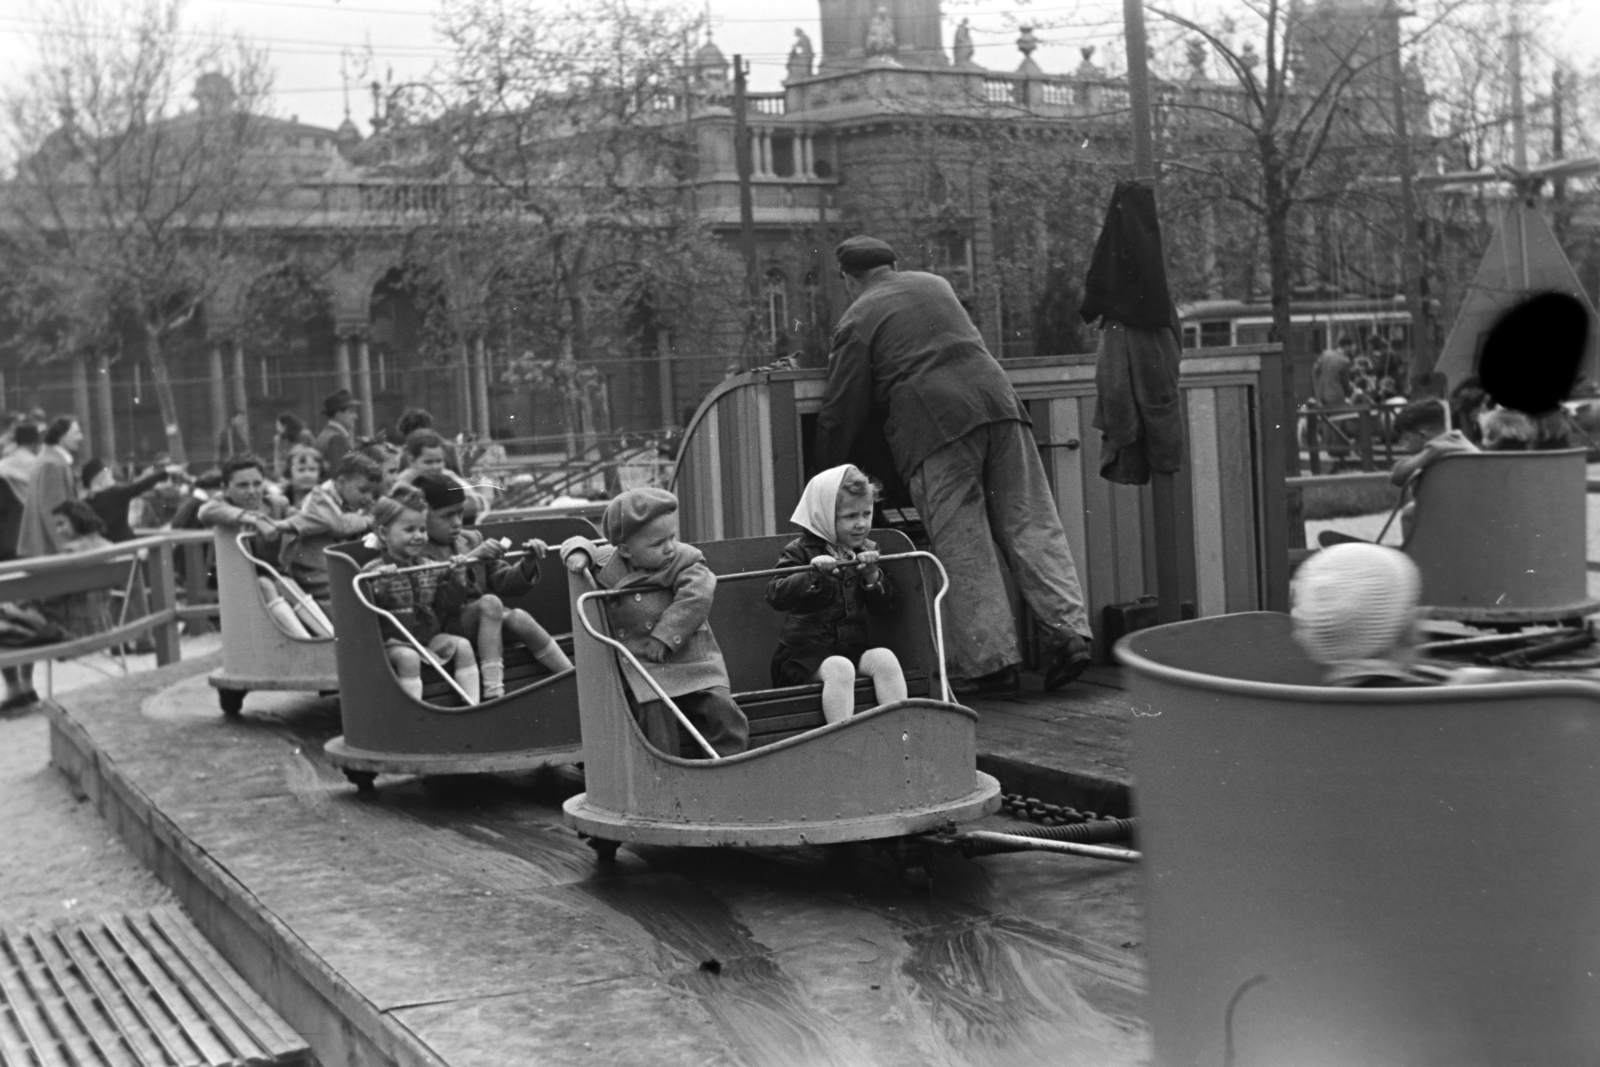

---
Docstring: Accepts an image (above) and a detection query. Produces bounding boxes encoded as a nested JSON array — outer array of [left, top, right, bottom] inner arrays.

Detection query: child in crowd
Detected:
[[283, 444, 326, 510], [280, 452, 381, 599], [42, 501, 114, 637], [397, 429, 489, 520], [361, 485, 479, 703], [413, 473, 572, 699], [359, 440, 404, 496], [198, 455, 293, 539], [562, 487, 748, 757], [766, 465, 907, 723]]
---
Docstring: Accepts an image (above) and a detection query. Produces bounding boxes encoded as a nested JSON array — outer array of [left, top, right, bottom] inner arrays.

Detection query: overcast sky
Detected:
[[1, 0, 1599, 140]]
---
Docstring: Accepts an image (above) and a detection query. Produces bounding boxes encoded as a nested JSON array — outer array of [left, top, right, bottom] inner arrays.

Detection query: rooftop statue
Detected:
[[953, 18, 976, 68], [864, 5, 898, 63], [787, 28, 814, 82]]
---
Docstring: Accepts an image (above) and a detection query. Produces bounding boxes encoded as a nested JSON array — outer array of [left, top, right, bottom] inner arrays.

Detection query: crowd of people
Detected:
[[1311, 334, 1411, 408], [0, 391, 492, 710]]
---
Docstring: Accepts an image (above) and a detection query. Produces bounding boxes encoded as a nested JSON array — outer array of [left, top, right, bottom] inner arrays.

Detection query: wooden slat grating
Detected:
[[0, 907, 307, 1067]]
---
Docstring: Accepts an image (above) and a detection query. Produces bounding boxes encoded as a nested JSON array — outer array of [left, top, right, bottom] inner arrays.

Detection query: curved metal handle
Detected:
[[351, 571, 478, 707], [580, 549, 953, 705], [574, 586, 722, 760]]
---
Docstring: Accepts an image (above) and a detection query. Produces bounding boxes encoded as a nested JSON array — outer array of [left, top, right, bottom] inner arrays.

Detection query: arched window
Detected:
[[764, 270, 788, 342]]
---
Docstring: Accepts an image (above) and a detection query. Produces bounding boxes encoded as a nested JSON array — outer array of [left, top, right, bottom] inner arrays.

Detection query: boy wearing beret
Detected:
[[562, 487, 748, 758], [414, 473, 572, 699]]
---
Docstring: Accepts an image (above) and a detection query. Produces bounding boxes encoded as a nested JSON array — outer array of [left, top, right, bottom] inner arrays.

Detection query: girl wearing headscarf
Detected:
[[766, 464, 906, 723]]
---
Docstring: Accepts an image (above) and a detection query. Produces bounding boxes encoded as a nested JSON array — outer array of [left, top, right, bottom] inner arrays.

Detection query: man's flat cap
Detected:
[[835, 235, 897, 271]]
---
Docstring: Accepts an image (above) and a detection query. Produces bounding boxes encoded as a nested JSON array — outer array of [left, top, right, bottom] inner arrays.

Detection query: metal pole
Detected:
[[1509, 7, 1527, 171], [1123, 0, 1187, 624], [1124, 0, 1155, 178], [1386, 2, 1434, 391], [733, 55, 759, 305]]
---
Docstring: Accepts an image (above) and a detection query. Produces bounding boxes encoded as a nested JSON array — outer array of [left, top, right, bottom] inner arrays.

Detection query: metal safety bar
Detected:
[[349, 571, 479, 707], [574, 585, 723, 760], [353, 544, 543, 578], [578, 550, 955, 707], [237, 532, 333, 633]]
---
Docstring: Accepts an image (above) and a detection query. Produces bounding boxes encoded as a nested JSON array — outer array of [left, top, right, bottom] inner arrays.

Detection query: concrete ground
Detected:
[[50, 654, 1147, 1067], [0, 633, 219, 927]]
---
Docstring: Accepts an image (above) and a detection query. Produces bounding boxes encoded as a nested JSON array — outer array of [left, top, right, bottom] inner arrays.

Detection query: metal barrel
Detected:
[[1120, 611, 1600, 1066]]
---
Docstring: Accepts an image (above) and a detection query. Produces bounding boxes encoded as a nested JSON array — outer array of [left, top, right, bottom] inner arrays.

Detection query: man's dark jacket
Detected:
[[815, 271, 1026, 483]]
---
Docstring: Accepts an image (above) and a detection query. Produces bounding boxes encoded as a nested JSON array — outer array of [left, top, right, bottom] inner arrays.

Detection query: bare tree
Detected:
[[1154, 0, 1458, 467], [383, 0, 743, 453], [2, 0, 275, 463]]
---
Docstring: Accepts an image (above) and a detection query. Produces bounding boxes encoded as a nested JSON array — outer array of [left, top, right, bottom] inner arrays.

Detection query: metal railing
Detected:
[[0, 529, 218, 682]]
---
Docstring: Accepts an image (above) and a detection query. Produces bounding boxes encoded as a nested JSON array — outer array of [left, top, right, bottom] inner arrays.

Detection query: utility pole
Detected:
[[1553, 67, 1568, 242], [1386, 1, 1434, 391], [1509, 9, 1527, 172], [732, 55, 759, 307], [1122, 0, 1188, 624]]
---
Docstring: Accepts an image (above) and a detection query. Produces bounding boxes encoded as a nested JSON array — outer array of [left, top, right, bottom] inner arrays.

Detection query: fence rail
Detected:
[[0, 529, 217, 681]]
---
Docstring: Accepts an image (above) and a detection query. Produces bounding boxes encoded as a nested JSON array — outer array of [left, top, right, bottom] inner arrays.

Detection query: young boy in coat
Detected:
[[413, 473, 572, 699], [280, 452, 382, 599], [562, 487, 748, 757]]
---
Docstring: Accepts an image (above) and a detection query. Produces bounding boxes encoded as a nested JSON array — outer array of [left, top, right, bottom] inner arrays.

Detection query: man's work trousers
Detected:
[[908, 419, 1091, 681]]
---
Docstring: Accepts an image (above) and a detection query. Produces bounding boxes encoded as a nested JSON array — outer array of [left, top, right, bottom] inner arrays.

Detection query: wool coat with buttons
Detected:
[[564, 536, 731, 703]]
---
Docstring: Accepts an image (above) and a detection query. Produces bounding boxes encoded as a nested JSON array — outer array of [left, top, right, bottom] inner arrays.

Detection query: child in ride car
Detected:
[[766, 465, 907, 723], [1293, 542, 1507, 688], [361, 485, 479, 703], [413, 473, 573, 699], [561, 487, 748, 757], [199, 454, 293, 539], [280, 452, 381, 599]]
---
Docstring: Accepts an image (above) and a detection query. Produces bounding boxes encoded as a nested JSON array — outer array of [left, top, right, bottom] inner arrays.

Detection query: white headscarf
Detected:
[[790, 464, 854, 554]]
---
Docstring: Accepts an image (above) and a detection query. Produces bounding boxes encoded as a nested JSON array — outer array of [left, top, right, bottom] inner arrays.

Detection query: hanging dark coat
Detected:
[[1081, 180, 1186, 485]]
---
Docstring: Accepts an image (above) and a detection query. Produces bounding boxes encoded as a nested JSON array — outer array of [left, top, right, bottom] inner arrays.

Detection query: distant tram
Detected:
[[1178, 297, 1413, 399]]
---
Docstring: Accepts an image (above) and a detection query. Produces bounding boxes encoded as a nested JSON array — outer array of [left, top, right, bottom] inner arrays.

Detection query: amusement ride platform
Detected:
[[44, 652, 1145, 1067]]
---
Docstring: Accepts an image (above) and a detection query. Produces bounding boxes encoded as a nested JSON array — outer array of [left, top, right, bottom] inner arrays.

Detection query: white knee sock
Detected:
[[399, 674, 423, 702], [455, 664, 480, 704], [862, 648, 908, 707], [481, 658, 505, 700], [533, 641, 573, 674], [821, 677, 855, 724]]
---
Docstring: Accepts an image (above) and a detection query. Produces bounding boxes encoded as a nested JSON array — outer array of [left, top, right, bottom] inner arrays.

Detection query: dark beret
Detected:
[[835, 235, 897, 272], [414, 471, 465, 511], [602, 487, 679, 544]]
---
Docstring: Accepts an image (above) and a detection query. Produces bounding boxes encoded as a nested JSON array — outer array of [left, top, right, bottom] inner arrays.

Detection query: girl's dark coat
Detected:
[[765, 532, 898, 687]]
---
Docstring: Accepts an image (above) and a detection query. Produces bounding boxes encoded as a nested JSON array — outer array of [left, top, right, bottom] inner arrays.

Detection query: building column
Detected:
[[230, 340, 249, 422], [335, 336, 353, 393], [94, 353, 117, 468], [458, 339, 475, 436], [799, 132, 813, 178], [355, 334, 375, 440], [71, 356, 93, 460], [472, 335, 492, 438], [208, 343, 228, 460], [656, 329, 675, 429], [756, 129, 770, 177]]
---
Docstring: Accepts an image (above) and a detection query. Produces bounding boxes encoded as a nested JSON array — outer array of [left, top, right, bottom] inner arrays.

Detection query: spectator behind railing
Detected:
[[273, 412, 315, 479], [39, 500, 114, 641], [83, 458, 175, 543], [17, 415, 83, 559]]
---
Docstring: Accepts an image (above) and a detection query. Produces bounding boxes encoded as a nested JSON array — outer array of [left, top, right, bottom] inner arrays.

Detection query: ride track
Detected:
[[51, 660, 1149, 1067]]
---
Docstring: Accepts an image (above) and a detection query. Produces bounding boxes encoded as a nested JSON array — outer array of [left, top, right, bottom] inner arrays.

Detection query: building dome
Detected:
[[695, 37, 727, 68]]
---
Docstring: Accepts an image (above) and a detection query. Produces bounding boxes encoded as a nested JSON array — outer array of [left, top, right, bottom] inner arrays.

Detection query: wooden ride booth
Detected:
[[671, 345, 1294, 656]]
